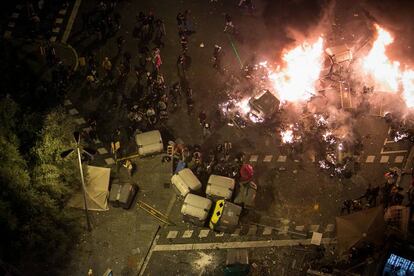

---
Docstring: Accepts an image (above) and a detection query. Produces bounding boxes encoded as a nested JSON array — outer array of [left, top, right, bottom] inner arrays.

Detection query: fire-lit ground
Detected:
[[61, 0, 414, 275]]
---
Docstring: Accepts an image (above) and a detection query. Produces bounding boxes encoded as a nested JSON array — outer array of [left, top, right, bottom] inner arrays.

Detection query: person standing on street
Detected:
[[154, 19, 166, 48], [102, 57, 112, 76], [212, 45, 223, 70]]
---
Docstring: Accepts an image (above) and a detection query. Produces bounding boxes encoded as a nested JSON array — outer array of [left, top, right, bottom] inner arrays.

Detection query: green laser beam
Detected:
[[226, 34, 243, 68]]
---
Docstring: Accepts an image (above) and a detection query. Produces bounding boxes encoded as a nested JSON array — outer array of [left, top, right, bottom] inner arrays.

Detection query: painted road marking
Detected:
[[55, 18, 64, 24], [152, 238, 336, 251], [249, 155, 258, 162], [247, 225, 257, 236], [59, 9, 67, 15], [104, 158, 115, 165], [277, 155, 287, 162], [50, 36, 57, 42], [62, 0, 82, 43], [325, 224, 335, 233], [309, 225, 320, 232], [263, 155, 273, 162], [365, 155, 375, 163], [231, 228, 240, 237], [11, 13, 19, 19], [380, 155, 389, 163], [97, 147, 108, 155], [182, 230, 193, 238], [295, 225, 305, 231], [52, 27, 60, 33], [166, 231, 178, 239], [381, 149, 408, 154], [278, 225, 289, 235], [198, 229, 210, 238], [75, 117, 86, 124], [8, 22, 15, 28], [215, 232, 224, 237], [263, 227, 272, 235], [394, 156, 404, 163], [68, 108, 79, 115]]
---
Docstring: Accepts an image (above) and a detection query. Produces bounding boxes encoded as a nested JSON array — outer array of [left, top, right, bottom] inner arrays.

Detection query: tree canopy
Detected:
[[0, 98, 81, 275]]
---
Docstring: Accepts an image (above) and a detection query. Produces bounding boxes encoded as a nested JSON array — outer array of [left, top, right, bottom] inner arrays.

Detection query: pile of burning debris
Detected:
[[216, 23, 414, 178]]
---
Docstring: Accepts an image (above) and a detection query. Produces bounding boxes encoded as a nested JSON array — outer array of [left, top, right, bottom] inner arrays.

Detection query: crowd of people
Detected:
[[340, 167, 414, 219]]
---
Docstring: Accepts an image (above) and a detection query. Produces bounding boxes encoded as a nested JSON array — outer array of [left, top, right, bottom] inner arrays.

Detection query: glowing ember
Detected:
[[281, 128, 294, 144], [236, 98, 251, 115], [269, 37, 324, 102], [393, 131, 409, 142], [363, 24, 400, 92], [314, 114, 328, 127]]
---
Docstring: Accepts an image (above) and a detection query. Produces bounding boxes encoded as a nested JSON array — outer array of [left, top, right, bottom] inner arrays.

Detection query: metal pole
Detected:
[[77, 145, 92, 231]]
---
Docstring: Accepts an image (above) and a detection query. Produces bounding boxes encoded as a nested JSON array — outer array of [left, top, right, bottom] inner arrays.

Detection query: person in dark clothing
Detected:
[[212, 45, 223, 70], [153, 19, 166, 48], [117, 35, 126, 54], [180, 35, 188, 53], [340, 199, 352, 215], [198, 111, 207, 126]]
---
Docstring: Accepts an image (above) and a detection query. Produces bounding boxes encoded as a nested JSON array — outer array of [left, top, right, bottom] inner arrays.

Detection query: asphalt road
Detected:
[[51, 0, 414, 275]]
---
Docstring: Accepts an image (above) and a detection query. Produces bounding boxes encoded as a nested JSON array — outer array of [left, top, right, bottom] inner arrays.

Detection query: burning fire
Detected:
[[363, 24, 400, 92], [281, 129, 294, 143], [362, 24, 414, 107], [280, 124, 301, 144], [269, 37, 324, 102]]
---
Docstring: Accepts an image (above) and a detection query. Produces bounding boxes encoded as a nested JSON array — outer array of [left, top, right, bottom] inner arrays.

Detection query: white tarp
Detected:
[[68, 165, 110, 211]]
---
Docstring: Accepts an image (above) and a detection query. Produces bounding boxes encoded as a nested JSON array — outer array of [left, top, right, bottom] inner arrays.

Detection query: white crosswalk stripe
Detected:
[[166, 231, 178, 239], [309, 225, 320, 232], [198, 229, 209, 238], [215, 232, 224, 237], [365, 155, 375, 163], [394, 156, 404, 163], [295, 225, 305, 231], [182, 230, 193, 238], [262, 227, 273, 235], [231, 228, 240, 236], [380, 156, 389, 163], [247, 225, 257, 236], [278, 225, 289, 235], [263, 155, 273, 162], [277, 155, 287, 162], [97, 147, 108, 155], [249, 155, 258, 162], [104, 158, 115, 165]]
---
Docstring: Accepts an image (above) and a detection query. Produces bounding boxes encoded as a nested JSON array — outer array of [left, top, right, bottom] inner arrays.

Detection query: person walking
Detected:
[[102, 57, 112, 76], [203, 122, 211, 138], [212, 45, 223, 70], [152, 48, 162, 72], [180, 35, 188, 53], [153, 19, 166, 48], [198, 111, 207, 126]]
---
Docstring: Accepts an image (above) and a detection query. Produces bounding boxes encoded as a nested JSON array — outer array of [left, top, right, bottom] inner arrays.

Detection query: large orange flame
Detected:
[[363, 24, 414, 107], [363, 24, 400, 92], [269, 37, 324, 102]]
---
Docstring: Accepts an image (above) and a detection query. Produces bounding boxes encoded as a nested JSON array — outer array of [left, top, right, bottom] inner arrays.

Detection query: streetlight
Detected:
[[61, 131, 96, 231]]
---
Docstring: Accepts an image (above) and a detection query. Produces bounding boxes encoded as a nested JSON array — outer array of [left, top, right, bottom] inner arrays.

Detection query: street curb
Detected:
[[64, 43, 79, 71]]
